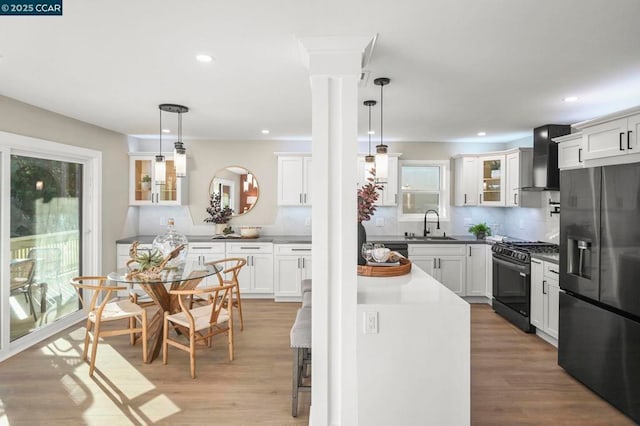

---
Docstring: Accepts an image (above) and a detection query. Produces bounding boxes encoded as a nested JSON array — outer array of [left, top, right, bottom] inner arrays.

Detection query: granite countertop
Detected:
[[368, 235, 486, 244], [531, 252, 560, 265], [116, 234, 486, 245], [116, 235, 312, 244]]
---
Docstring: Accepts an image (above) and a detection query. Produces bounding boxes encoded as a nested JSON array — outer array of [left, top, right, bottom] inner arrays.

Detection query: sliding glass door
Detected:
[[9, 155, 82, 341]]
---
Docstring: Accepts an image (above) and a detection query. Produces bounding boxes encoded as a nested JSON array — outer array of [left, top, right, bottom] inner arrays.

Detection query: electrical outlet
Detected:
[[375, 217, 384, 227], [364, 311, 378, 334]]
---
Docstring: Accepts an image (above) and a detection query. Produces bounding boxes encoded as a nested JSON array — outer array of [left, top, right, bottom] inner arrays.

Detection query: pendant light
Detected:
[[155, 106, 166, 185], [363, 99, 377, 182], [158, 104, 189, 183], [374, 77, 390, 183]]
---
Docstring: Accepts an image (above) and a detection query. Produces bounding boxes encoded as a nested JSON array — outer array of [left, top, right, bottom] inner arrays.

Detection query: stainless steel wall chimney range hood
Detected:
[[521, 124, 571, 191]]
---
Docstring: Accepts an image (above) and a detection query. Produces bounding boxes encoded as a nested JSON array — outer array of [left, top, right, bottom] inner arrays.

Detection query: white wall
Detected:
[[0, 95, 129, 272]]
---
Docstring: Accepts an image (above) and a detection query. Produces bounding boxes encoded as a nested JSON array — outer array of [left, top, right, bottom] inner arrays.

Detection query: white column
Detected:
[[299, 35, 375, 426]]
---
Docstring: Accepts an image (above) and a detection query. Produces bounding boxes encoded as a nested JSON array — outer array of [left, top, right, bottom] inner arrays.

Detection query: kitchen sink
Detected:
[[404, 236, 456, 241]]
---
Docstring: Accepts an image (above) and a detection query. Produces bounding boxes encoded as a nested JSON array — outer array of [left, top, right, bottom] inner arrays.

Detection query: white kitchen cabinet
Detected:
[[185, 243, 226, 287], [277, 155, 312, 206], [555, 132, 584, 170], [530, 259, 544, 330], [478, 154, 506, 206], [225, 242, 274, 297], [129, 154, 187, 206], [453, 155, 479, 206], [465, 244, 487, 296], [530, 258, 560, 343], [274, 244, 312, 302], [409, 245, 466, 296], [357, 154, 400, 206], [574, 108, 640, 162]]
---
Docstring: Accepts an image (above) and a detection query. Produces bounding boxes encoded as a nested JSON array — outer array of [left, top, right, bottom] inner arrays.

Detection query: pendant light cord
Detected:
[[368, 104, 372, 155], [159, 108, 162, 155], [380, 82, 384, 147]]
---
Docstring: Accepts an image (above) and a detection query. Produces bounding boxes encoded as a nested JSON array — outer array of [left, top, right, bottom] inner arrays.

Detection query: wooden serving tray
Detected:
[[358, 257, 412, 277]]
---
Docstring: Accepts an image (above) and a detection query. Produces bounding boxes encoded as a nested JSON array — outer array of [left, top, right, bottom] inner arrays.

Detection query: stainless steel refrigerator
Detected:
[[559, 164, 640, 423]]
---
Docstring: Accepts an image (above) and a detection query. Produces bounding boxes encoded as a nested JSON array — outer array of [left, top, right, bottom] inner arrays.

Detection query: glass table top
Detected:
[[107, 262, 221, 284]]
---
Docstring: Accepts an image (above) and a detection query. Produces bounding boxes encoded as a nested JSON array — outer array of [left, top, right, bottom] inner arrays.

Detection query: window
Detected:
[[398, 160, 450, 221], [0, 131, 101, 360]]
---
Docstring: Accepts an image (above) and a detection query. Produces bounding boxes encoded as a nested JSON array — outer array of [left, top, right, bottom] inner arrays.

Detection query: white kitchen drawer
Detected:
[[275, 244, 312, 255], [188, 243, 226, 255], [408, 244, 466, 257], [226, 242, 273, 254], [543, 262, 560, 279]]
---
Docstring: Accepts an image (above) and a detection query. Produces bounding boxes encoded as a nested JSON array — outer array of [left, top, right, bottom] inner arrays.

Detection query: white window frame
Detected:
[[397, 159, 450, 222], [0, 131, 102, 361]]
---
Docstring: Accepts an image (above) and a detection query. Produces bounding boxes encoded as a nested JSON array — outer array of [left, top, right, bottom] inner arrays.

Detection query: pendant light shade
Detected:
[[155, 154, 166, 184], [374, 77, 390, 183], [173, 141, 186, 177], [363, 99, 377, 182]]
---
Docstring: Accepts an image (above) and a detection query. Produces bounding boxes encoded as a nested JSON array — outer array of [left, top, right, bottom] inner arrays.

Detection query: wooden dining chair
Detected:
[[70, 276, 148, 377], [10, 259, 38, 321], [163, 283, 235, 378], [206, 258, 247, 331]]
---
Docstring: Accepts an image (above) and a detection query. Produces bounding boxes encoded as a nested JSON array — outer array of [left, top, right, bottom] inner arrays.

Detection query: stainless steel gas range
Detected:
[[491, 241, 559, 332]]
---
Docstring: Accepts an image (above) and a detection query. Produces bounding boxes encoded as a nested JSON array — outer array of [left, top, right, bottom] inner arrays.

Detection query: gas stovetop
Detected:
[[492, 241, 559, 262]]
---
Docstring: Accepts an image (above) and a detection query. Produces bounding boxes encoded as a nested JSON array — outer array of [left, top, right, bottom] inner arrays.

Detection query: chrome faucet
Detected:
[[423, 209, 440, 236]]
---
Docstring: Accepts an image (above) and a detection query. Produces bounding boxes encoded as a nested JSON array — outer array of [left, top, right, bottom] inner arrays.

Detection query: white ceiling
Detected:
[[1, 0, 640, 144]]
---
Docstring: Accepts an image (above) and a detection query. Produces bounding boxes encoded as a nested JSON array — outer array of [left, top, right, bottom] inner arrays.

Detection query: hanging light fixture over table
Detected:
[[156, 103, 189, 184], [363, 99, 377, 182], [373, 77, 390, 183]]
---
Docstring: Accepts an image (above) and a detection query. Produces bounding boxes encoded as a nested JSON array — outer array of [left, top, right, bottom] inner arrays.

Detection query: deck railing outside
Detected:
[[10, 230, 80, 277]]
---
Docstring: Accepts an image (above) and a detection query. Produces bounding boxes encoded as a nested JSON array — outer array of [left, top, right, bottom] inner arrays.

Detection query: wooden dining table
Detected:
[[107, 262, 222, 363]]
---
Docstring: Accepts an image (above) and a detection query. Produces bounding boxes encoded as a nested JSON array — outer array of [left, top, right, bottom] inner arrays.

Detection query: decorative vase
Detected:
[[358, 222, 367, 265], [476, 231, 486, 240], [215, 223, 226, 235]]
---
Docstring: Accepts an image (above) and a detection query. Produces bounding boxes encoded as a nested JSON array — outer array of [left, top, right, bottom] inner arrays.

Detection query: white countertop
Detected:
[[357, 263, 469, 307]]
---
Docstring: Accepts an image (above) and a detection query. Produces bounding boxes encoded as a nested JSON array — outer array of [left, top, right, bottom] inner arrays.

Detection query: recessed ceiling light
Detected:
[[477, 132, 487, 136], [196, 54, 213, 63], [563, 96, 579, 102], [162, 128, 171, 133], [261, 129, 270, 135]]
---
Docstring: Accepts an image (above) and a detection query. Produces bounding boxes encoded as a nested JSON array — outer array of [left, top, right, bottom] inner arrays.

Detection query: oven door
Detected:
[[493, 255, 530, 317]]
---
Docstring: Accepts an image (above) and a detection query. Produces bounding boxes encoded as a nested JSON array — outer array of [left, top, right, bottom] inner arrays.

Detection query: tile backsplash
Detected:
[[131, 198, 559, 245]]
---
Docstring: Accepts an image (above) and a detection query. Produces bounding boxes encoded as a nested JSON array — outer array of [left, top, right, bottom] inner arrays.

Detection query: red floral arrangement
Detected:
[[358, 170, 383, 223]]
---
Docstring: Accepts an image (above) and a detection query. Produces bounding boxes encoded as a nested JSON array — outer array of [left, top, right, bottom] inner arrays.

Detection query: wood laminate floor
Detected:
[[0, 301, 635, 425], [471, 303, 635, 425]]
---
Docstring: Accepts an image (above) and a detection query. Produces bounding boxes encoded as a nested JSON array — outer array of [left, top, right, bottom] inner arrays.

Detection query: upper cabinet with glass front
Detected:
[[129, 154, 187, 206], [478, 154, 506, 206]]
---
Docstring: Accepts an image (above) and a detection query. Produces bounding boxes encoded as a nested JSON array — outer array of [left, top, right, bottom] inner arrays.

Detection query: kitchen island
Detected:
[[357, 264, 470, 425]]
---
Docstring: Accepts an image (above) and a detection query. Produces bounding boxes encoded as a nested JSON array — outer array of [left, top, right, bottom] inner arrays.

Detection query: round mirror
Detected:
[[209, 166, 259, 216]]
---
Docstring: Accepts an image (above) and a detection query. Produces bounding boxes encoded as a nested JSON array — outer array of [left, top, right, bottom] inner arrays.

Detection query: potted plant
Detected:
[[357, 170, 383, 265], [468, 222, 491, 240], [140, 174, 152, 191], [204, 192, 234, 234]]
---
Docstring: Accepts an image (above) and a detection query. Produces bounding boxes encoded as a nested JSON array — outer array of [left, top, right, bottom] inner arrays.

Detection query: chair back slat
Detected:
[[206, 258, 246, 285]]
